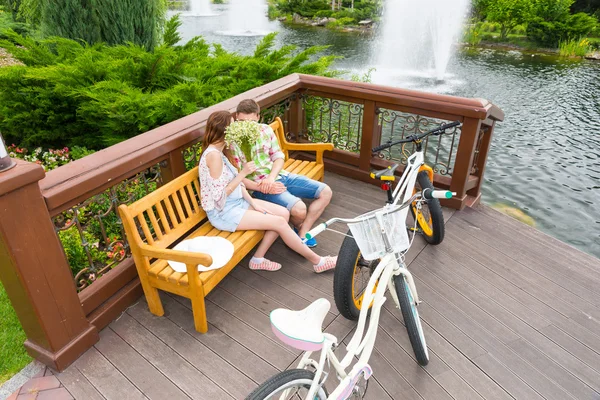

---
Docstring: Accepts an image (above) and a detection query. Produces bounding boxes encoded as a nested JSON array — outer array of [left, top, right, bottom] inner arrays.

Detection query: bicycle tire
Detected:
[[245, 369, 328, 400], [333, 230, 378, 320], [411, 171, 445, 245], [393, 274, 429, 366]]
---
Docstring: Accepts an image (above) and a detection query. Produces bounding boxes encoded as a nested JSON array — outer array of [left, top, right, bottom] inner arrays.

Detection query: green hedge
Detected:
[[0, 15, 338, 150]]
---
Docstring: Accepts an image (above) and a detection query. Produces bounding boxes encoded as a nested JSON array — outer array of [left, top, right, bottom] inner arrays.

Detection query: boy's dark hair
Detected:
[[236, 99, 260, 115]]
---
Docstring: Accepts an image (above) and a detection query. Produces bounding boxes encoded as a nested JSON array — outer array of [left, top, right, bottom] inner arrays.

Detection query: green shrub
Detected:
[[39, 0, 166, 50], [326, 16, 354, 28], [464, 21, 483, 45], [588, 36, 600, 48], [314, 10, 333, 18], [559, 37, 592, 56], [527, 12, 597, 47], [0, 15, 338, 149], [58, 228, 109, 277]]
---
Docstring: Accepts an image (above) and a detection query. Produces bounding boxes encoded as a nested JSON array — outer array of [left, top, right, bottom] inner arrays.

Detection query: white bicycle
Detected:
[[245, 122, 459, 400]]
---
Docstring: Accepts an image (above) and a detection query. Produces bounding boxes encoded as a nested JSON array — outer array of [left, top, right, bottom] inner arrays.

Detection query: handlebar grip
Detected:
[[422, 189, 456, 199], [305, 223, 328, 240], [372, 141, 392, 153]]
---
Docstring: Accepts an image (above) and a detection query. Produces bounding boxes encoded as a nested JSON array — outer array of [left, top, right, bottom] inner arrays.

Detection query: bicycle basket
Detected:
[[347, 206, 410, 261]]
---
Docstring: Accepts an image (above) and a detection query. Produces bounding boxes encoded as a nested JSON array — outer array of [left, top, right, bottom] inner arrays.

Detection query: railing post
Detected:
[[359, 100, 377, 171], [0, 160, 99, 371], [467, 122, 495, 202], [162, 148, 188, 183], [448, 117, 482, 209], [288, 93, 304, 142]]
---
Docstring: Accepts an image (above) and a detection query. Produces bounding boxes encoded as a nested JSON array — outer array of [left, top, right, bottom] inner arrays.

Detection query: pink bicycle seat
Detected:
[[270, 298, 331, 351]]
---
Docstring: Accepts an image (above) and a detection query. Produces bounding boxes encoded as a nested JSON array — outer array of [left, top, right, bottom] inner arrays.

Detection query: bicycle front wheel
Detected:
[[411, 171, 445, 245], [245, 369, 329, 400], [334, 230, 380, 320], [393, 274, 429, 366]]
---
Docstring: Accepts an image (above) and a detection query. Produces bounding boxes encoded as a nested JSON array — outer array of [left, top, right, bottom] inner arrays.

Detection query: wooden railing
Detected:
[[0, 74, 503, 371]]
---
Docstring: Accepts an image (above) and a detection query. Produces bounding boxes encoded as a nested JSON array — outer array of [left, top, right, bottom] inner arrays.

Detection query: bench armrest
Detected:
[[283, 142, 334, 164], [139, 243, 213, 267]]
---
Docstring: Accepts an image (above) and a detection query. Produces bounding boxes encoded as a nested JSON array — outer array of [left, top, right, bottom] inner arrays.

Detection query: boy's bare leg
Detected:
[[297, 185, 333, 237]]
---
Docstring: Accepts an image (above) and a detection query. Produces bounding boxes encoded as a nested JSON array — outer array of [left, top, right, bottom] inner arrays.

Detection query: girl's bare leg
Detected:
[[237, 209, 321, 264], [246, 200, 290, 258]]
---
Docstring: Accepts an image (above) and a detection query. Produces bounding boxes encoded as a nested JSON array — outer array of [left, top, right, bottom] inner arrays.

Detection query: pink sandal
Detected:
[[314, 256, 337, 273], [249, 258, 282, 271]]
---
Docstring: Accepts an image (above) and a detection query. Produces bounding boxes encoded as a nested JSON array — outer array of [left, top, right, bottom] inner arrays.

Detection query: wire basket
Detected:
[[347, 206, 410, 261]]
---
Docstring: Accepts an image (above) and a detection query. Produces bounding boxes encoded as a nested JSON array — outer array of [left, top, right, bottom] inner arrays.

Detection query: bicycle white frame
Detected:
[[295, 252, 421, 400], [295, 151, 427, 399]]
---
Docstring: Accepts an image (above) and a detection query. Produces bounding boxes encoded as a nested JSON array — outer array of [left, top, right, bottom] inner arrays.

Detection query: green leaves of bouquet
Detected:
[[225, 120, 262, 163]]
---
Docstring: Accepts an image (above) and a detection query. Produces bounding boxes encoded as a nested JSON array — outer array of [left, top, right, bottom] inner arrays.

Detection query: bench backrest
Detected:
[[119, 168, 206, 255], [269, 117, 289, 160]]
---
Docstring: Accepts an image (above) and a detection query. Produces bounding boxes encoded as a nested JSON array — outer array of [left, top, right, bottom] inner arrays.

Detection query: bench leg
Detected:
[[191, 292, 208, 333], [140, 278, 164, 317]]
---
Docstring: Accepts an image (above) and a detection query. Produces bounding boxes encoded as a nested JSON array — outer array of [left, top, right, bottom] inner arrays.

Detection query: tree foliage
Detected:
[[485, 0, 532, 39], [0, 15, 338, 149], [38, 0, 166, 50]]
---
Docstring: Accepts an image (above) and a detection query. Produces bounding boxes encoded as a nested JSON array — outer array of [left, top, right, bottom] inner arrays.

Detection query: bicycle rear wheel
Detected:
[[411, 171, 444, 245], [245, 369, 328, 400], [334, 230, 380, 320], [393, 274, 429, 366]]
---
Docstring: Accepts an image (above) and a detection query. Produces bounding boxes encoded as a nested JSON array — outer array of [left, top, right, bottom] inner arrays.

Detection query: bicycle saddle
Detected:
[[370, 163, 400, 181], [270, 298, 331, 351]]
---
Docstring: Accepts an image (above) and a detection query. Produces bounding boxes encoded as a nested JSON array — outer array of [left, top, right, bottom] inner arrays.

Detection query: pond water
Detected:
[[174, 7, 600, 258]]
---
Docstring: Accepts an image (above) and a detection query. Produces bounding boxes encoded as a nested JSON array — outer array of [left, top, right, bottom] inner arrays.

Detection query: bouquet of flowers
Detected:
[[224, 120, 262, 163]]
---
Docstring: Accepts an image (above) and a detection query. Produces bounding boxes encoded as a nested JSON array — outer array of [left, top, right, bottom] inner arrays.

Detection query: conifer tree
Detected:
[[40, 0, 165, 49]]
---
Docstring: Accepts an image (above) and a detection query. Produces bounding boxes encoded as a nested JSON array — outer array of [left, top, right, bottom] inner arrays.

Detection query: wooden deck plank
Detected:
[[437, 231, 600, 345], [109, 313, 233, 400], [56, 364, 105, 400], [452, 211, 600, 307], [93, 328, 190, 399], [126, 301, 257, 399], [476, 205, 600, 273], [70, 346, 147, 400], [413, 267, 576, 400], [162, 294, 283, 383], [443, 222, 600, 335], [470, 353, 545, 400], [230, 267, 337, 322], [417, 244, 600, 395]]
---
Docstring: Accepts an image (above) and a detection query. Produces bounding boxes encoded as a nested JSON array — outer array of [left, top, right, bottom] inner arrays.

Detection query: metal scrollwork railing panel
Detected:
[[53, 162, 165, 292], [183, 141, 203, 171], [375, 109, 462, 175], [301, 95, 364, 153], [260, 96, 294, 136]]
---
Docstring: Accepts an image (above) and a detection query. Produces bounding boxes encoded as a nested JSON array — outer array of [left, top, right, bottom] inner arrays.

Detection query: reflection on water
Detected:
[[174, 12, 600, 258]]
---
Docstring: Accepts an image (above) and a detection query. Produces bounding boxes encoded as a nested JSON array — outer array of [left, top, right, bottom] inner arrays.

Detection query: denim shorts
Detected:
[[253, 173, 327, 211]]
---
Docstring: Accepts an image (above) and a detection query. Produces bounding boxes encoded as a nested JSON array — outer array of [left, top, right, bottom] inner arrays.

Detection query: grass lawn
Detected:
[[0, 281, 31, 384]]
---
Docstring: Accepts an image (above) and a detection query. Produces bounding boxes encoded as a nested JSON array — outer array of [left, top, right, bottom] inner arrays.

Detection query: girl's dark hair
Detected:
[[201, 111, 237, 168]]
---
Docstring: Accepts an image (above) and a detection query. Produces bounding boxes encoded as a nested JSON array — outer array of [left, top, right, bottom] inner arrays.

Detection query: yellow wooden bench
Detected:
[[118, 117, 333, 333]]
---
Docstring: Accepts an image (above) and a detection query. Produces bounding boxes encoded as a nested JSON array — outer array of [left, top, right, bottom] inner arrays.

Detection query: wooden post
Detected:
[[359, 100, 377, 171], [0, 160, 99, 371], [161, 149, 188, 184], [467, 122, 496, 204], [448, 117, 482, 210], [287, 93, 304, 142]]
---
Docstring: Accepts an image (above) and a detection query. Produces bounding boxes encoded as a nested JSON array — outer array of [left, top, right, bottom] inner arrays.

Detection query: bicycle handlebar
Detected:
[[305, 189, 457, 240], [372, 120, 461, 153], [422, 189, 456, 200]]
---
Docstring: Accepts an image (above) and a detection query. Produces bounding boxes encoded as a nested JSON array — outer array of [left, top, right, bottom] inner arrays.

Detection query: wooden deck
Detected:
[[55, 173, 600, 400]]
